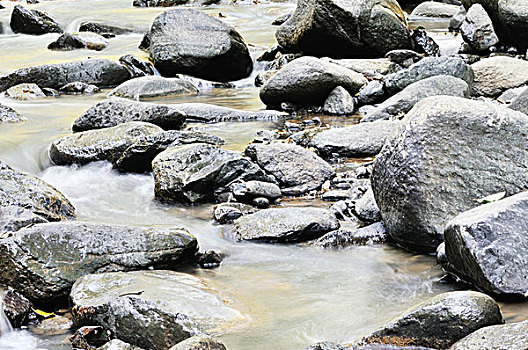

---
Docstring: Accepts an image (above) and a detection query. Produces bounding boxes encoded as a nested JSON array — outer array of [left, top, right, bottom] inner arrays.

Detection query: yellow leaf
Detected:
[[32, 308, 56, 319]]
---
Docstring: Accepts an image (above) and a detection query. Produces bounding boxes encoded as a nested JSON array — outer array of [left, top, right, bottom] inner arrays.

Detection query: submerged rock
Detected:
[[108, 76, 198, 100], [48, 32, 109, 51], [451, 320, 528, 350], [10, 5, 62, 35], [471, 56, 528, 97], [79, 22, 135, 36], [0, 104, 25, 124], [176, 103, 286, 123], [134, 0, 189, 7], [315, 222, 388, 248], [71, 270, 242, 349], [6, 83, 46, 100], [59, 82, 100, 95], [0, 222, 198, 305]]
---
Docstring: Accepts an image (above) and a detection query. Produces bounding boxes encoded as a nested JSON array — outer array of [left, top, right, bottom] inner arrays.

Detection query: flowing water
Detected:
[[0, 1, 523, 349]]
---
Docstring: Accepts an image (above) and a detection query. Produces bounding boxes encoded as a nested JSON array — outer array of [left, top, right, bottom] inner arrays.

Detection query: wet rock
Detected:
[[230, 180, 282, 203], [0, 104, 25, 124], [176, 103, 286, 123], [385, 49, 422, 68], [356, 80, 386, 106], [321, 190, 352, 201], [213, 202, 258, 224], [444, 191, 528, 298], [50, 121, 163, 165], [245, 143, 334, 194], [306, 342, 344, 350], [500, 86, 528, 105], [0, 222, 198, 305], [460, 4, 499, 52], [6, 83, 46, 100], [233, 207, 339, 242], [108, 76, 198, 100], [79, 22, 135, 36], [115, 130, 224, 173], [134, 0, 189, 6], [30, 315, 73, 336], [3, 287, 33, 328], [70, 326, 110, 350], [361, 291, 503, 348], [259, 57, 367, 109], [371, 96, 528, 252], [449, 6, 467, 31], [509, 88, 528, 115], [328, 58, 401, 78], [150, 9, 252, 82], [71, 270, 242, 349], [411, 1, 460, 17], [411, 28, 440, 57], [74, 99, 186, 132], [0, 206, 48, 236], [119, 54, 155, 78], [0, 58, 131, 92], [271, 14, 291, 26], [10, 5, 62, 35], [59, 82, 99, 95], [384, 56, 474, 95], [311, 120, 398, 158], [169, 335, 227, 350], [255, 70, 277, 87], [451, 320, 528, 350], [354, 188, 381, 223], [361, 75, 470, 122], [48, 32, 108, 51], [275, 0, 413, 58], [0, 160, 76, 222], [471, 56, 528, 97], [315, 222, 388, 248], [195, 250, 223, 269], [322, 86, 355, 115], [153, 143, 275, 203], [97, 339, 142, 350]]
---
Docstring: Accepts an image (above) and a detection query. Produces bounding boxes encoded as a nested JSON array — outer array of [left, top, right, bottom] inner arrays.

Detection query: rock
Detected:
[[195, 250, 223, 269], [79, 22, 134, 36], [255, 70, 277, 87], [356, 80, 386, 106], [471, 56, 528, 97], [451, 320, 528, 350], [328, 58, 401, 78], [259, 57, 367, 109], [411, 1, 461, 17], [272, 14, 291, 26], [361, 75, 470, 122], [384, 56, 474, 95], [385, 49, 422, 68], [0, 161, 76, 222], [169, 335, 227, 350], [71, 270, 242, 350], [233, 207, 339, 242], [150, 9, 252, 82], [275, 0, 413, 58], [176, 103, 286, 123], [306, 342, 344, 350], [499, 86, 528, 105], [0, 222, 198, 304], [139, 31, 150, 52], [323, 86, 355, 115], [115, 130, 224, 173], [6, 83, 46, 100], [153, 143, 275, 203], [460, 4, 499, 52], [30, 315, 72, 336], [213, 202, 258, 224], [449, 6, 467, 31], [50, 121, 163, 165], [362, 291, 503, 348], [73, 99, 186, 132], [133, 0, 189, 6], [3, 287, 33, 328], [444, 191, 528, 298], [230, 180, 282, 203], [411, 28, 441, 57], [311, 120, 398, 158], [0, 206, 48, 236], [108, 76, 198, 100], [315, 222, 388, 248], [245, 143, 334, 194], [321, 189, 352, 201], [97, 339, 143, 350], [59, 82, 99, 95], [371, 96, 528, 252], [0, 58, 131, 92], [0, 104, 25, 124], [119, 54, 155, 78], [10, 5, 62, 35], [354, 188, 381, 223], [70, 326, 110, 350], [509, 88, 528, 115], [48, 32, 108, 51]]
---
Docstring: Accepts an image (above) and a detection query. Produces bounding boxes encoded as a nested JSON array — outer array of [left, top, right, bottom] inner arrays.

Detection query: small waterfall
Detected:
[[0, 297, 13, 336]]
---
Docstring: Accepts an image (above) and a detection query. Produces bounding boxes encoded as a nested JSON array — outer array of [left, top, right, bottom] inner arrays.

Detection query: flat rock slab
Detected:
[[176, 103, 286, 123], [471, 56, 528, 97], [108, 76, 198, 101], [451, 320, 528, 350], [315, 222, 388, 248]]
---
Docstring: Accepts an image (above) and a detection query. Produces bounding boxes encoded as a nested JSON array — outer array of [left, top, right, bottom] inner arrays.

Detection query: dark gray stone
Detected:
[[48, 32, 108, 51], [3, 287, 33, 328], [108, 76, 198, 100], [323, 86, 355, 115], [119, 54, 156, 78], [385, 49, 423, 68], [134, 0, 189, 6], [230, 180, 282, 203], [213, 202, 258, 224], [79, 22, 135, 36], [471, 56, 528, 97], [460, 4, 499, 52], [59, 82, 99, 95], [356, 80, 386, 106], [451, 320, 528, 350], [10, 5, 62, 35], [175, 103, 286, 123], [315, 222, 388, 248], [449, 6, 467, 31]]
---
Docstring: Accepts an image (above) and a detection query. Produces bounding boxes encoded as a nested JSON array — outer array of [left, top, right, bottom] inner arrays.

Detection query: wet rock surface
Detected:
[[6, 83, 46, 100], [48, 32, 109, 51], [213, 202, 258, 224], [460, 3, 499, 52], [411, 1, 460, 17], [2, 287, 33, 328], [0, 104, 25, 124], [450, 320, 528, 350], [169, 335, 227, 350], [315, 222, 388, 248], [10, 5, 62, 35], [176, 103, 286, 123], [108, 76, 198, 100]]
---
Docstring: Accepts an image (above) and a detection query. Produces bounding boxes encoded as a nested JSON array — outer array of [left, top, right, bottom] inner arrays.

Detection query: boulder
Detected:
[[361, 75, 470, 122], [73, 99, 187, 132], [134, 0, 189, 6], [460, 4, 499, 52], [149, 9, 252, 82], [153, 143, 275, 203], [213, 203, 258, 224], [371, 96, 528, 252], [259, 57, 367, 109], [245, 143, 334, 195], [233, 207, 339, 242], [383, 56, 474, 95], [176, 103, 286, 123], [79, 22, 135, 36], [59, 82, 100, 95], [119, 54, 156, 78], [354, 188, 381, 223], [361, 291, 503, 348], [322, 86, 355, 115], [0, 58, 131, 92], [0, 206, 48, 236], [444, 191, 528, 298], [10, 5, 62, 35], [169, 336, 227, 350], [230, 180, 282, 204], [471, 56, 528, 97], [411, 1, 461, 17], [5, 83, 46, 100], [275, 0, 413, 58], [108, 76, 198, 100], [451, 320, 528, 350], [509, 88, 528, 115], [71, 270, 242, 349], [315, 222, 388, 248], [0, 104, 25, 124], [97, 340, 142, 350], [3, 287, 33, 328], [356, 80, 386, 105], [449, 5, 467, 31], [115, 130, 224, 173], [328, 58, 401, 78], [0, 222, 198, 305], [50, 121, 163, 165], [48, 32, 108, 51], [311, 120, 398, 158], [385, 49, 422, 68]]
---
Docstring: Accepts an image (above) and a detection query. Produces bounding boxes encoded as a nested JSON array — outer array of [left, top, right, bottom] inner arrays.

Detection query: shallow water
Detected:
[[0, 1, 522, 349]]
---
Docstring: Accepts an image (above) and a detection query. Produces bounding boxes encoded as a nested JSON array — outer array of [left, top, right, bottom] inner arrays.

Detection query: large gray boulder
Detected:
[[169, 336, 227, 350], [149, 9, 252, 82], [0, 104, 25, 124], [245, 143, 334, 195], [259, 57, 367, 109], [460, 4, 499, 52], [0, 222, 198, 304], [451, 320, 528, 350], [153, 143, 275, 203], [275, 0, 413, 58], [410, 1, 461, 17], [71, 270, 242, 350], [0, 59, 131, 92], [384, 56, 474, 95], [361, 291, 503, 348], [471, 56, 528, 97], [233, 207, 339, 242], [509, 88, 528, 115], [444, 191, 528, 298], [50, 121, 163, 165], [0, 206, 48, 236], [10, 5, 62, 35], [362, 75, 470, 122], [73, 99, 187, 132], [175, 103, 286, 123], [108, 76, 198, 101], [371, 96, 528, 252]]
